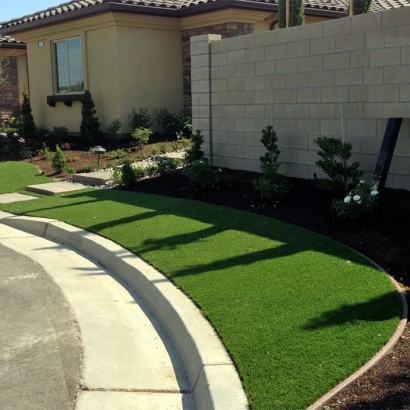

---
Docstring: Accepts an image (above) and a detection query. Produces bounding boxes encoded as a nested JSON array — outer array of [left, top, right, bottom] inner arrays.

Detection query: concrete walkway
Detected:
[[0, 210, 248, 410]]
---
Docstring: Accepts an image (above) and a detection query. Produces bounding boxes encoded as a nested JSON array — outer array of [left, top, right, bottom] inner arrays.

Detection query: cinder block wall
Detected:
[[191, 7, 410, 190]]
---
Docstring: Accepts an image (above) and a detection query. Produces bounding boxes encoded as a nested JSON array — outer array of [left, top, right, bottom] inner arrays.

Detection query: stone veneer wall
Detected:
[[182, 23, 253, 113], [0, 56, 19, 124], [191, 7, 410, 191]]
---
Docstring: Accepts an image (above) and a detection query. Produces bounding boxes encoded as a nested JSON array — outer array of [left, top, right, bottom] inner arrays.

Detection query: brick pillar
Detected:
[[0, 56, 20, 125], [191, 34, 221, 159]]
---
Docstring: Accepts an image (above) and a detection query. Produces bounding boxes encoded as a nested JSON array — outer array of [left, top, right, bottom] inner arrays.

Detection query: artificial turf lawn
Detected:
[[0, 164, 402, 410]]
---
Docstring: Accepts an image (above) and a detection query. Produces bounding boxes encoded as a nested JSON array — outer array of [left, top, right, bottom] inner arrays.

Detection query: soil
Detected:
[[3, 136, 410, 409]]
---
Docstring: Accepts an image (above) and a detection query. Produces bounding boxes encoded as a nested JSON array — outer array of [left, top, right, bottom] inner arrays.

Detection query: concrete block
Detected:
[[286, 103, 309, 119], [363, 67, 383, 84], [274, 119, 296, 134], [322, 86, 348, 103], [285, 72, 309, 89], [191, 54, 209, 68], [286, 40, 310, 57], [228, 105, 245, 119], [246, 104, 265, 119], [361, 136, 383, 154], [244, 131, 262, 147], [351, 11, 381, 32], [383, 66, 410, 84], [276, 26, 299, 43], [348, 85, 369, 102], [309, 70, 335, 87], [255, 90, 272, 104], [274, 88, 297, 104], [376, 119, 389, 137], [212, 117, 219, 129], [228, 50, 245, 65], [211, 79, 226, 92], [385, 37, 410, 47], [246, 159, 261, 173], [276, 57, 298, 73], [346, 135, 363, 153], [271, 104, 287, 119], [213, 131, 228, 144], [218, 118, 236, 131], [335, 68, 363, 86], [393, 174, 410, 190], [213, 155, 229, 168], [228, 157, 248, 171], [210, 40, 219, 53], [213, 105, 228, 118], [218, 65, 237, 79], [337, 103, 363, 119], [284, 134, 308, 149], [402, 46, 410, 65], [236, 91, 255, 104], [236, 118, 254, 132], [364, 34, 384, 50], [284, 162, 310, 179], [298, 55, 323, 72], [298, 22, 323, 40], [255, 60, 275, 76], [381, 6, 410, 28], [398, 119, 410, 138], [265, 43, 287, 60], [192, 67, 210, 81], [228, 131, 245, 145], [298, 149, 318, 166], [297, 119, 321, 135], [245, 76, 265, 91], [396, 136, 410, 156], [369, 84, 400, 102], [384, 102, 410, 118], [310, 37, 336, 55], [218, 91, 237, 105], [211, 66, 219, 79], [400, 84, 410, 102], [237, 33, 255, 49], [227, 78, 245, 91], [297, 88, 321, 103], [350, 49, 370, 68], [320, 119, 345, 136], [245, 46, 265, 62], [346, 119, 376, 137], [309, 103, 335, 119], [357, 153, 378, 171], [213, 53, 228, 67], [323, 52, 350, 70], [324, 16, 351, 37], [265, 74, 287, 89], [237, 62, 255, 77], [280, 147, 298, 163], [336, 33, 365, 52], [192, 80, 209, 94], [191, 34, 221, 54], [192, 92, 209, 106], [370, 47, 401, 67], [255, 118, 272, 133], [218, 37, 239, 52], [255, 30, 276, 47], [363, 103, 384, 119], [236, 144, 256, 159], [219, 143, 237, 157]]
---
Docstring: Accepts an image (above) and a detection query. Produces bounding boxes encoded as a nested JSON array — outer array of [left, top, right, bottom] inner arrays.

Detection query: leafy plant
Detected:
[[159, 144, 168, 154], [66, 165, 76, 174], [253, 125, 291, 201], [184, 130, 204, 165], [35, 126, 50, 139], [121, 160, 137, 188], [108, 148, 131, 159], [182, 159, 218, 189], [37, 143, 52, 160], [105, 161, 115, 169], [80, 164, 94, 173], [155, 157, 181, 178], [314, 136, 364, 195], [128, 108, 151, 130], [150, 145, 159, 156], [106, 118, 122, 141], [170, 140, 179, 152], [111, 168, 122, 185], [117, 156, 131, 166], [140, 151, 148, 160], [131, 127, 152, 149], [332, 180, 379, 218], [154, 108, 192, 135], [52, 145, 67, 173], [53, 126, 68, 144], [18, 137, 33, 159], [20, 92, 36, 138], [181, 137, 190, 149], [80, 90, 101, 144], [290, 0, 305, 26]]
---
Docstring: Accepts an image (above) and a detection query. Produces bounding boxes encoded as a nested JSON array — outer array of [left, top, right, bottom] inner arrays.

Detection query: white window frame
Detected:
[[53, 37, 84, 94]]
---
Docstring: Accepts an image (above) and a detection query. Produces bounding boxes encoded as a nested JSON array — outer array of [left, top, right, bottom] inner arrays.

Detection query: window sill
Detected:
[[47, 94, 83, 107]]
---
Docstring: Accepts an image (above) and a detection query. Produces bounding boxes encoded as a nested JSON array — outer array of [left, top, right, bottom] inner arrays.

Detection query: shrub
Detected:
[[52, 145, 67, 173], [117, 156, 131, 166], [352, 0, 372, 14], [184, 130, 204, 165], [314, 136, 364, 195], [121, 160, 137, 188], [150, 145, 159, 156], [53, 126, 68, 144], [128, 108, 151, 130], [108, 148, 131, 159], [170, 140, 179, 152], [111, 168, 122, 185], [253, 125, 291, 201], [131, 127, 152, 149], [182, 159, 218, 189], [181, 137, 190, 149], [154, 108, 192, 135], [289, 0, 305, 27], [20, 93, 36, 138], [80, 164, 94, 173], [35, 126, 49, 139], [106, 118, 122, 141], [37, 143, 52, 160], [66, 166, 76, 174], [159, 144, 168, 154], [332, 180, 379, 219], [155, 157, 180, 178], [80, 90, 101, 144]]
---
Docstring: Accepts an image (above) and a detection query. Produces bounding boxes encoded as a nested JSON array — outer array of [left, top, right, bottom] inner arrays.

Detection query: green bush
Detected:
[[106, 118, 122, 141], [150, 145, 159, 156], [314, 136, 364, 195], [170, 140, 179, 152], [159, 144, 168, 154], [128, 108, 151, 130], [52, 145, 67, 173], [154, 108, 192, 135], [289, 0, 305, 26], [253, 125, 291, 201], [80, 90, 101, 144], [35, 126, 50, 139], [80, 164, 94, 173], [37, 143, 52, 160], [53, 126, 68, 144], [108, 148, 131, 159], [121, 160, 137, 188], [111, 168, 122, 185], [182, 158, 218, 189], [20, 93, 36, 138], [184, 130, 204, 165], [156, 157, 180, 178], [131, 127, 152, 149]]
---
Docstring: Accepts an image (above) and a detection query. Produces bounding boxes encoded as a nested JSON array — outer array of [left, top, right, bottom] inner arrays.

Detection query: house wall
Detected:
[[191, 7, 410, 191], [0, 56, 20, 124]]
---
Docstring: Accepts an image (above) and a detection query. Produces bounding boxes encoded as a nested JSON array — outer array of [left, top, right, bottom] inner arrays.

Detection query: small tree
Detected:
[[278, 0, 286, 28], [289, 0, 305, 27], [314, 136, 364, 194], [352, 0, 372, 15], [184, 130, 204, 166], [20, 93, 36, 138], [52, 145, 67, 173], [80, 90, 100, 144]]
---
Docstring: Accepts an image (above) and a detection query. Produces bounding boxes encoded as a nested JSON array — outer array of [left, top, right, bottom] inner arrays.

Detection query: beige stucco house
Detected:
[[0, 0, 408, 133]]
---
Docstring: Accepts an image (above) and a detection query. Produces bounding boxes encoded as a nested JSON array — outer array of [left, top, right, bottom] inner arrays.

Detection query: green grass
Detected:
[[0, 163, 402, 410], [0, 161, 51, 194]]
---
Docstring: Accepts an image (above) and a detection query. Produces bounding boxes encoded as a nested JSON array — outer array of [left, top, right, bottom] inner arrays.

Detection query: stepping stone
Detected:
[[26, 182, 87, 196], [156, 152, 185, 160], [72, 171, 112, 185], [0, 193, 38, 203]]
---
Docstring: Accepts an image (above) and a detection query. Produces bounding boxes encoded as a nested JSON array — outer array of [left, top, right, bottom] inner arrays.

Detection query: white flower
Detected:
[[344, 196, 352, 203], [359, 180, 365, 184], [18, 137, 25, 143], [370, 190, 378, 196], [353, 195, 361, 201]]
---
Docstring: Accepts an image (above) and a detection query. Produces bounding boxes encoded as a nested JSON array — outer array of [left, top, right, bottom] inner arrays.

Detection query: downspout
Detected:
[[209, 40, 213, 165]]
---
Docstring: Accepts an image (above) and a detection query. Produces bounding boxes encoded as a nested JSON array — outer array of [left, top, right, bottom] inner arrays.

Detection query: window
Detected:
[[54, 38, 84, 94]]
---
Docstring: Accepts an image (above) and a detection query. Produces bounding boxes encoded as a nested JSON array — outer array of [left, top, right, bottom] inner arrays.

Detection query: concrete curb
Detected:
[[307, 258, 408, 410], [0, 211, 248, 410]]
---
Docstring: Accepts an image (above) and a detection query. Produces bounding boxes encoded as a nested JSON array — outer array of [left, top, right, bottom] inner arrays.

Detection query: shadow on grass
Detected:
[[302, 291, 402, 330]]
